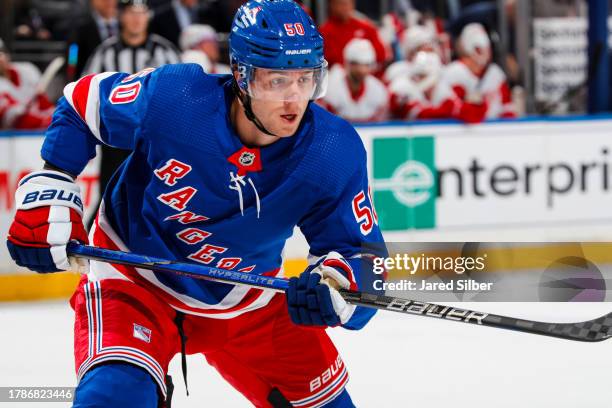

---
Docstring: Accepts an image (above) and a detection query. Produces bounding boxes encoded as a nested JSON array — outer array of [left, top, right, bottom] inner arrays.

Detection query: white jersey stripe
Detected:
[[84, 72, 116, 142], [63, 81, 77, 111]]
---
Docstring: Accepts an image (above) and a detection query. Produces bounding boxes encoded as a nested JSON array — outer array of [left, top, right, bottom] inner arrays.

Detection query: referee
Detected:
[[84, 0, 180, 74], [83, 0, 180, 228]]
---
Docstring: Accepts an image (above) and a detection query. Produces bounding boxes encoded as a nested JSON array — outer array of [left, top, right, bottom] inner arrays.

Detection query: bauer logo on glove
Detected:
[[21, 188, 83, 210], [6, 170, 89, 273]]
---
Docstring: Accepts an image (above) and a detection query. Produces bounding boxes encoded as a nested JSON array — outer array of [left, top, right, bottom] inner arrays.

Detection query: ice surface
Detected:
[[1, 301, 611, 407]]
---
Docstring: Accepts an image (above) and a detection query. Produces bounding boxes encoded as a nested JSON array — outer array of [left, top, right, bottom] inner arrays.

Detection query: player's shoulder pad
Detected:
[[148, 63, 227, 114], [484, 63, 507, 82], [12, 61, 41, 79], [311, 103, 366, 159], [441, 61, 470, 81], [301, 104, 367, 192], [366, 75, 388, 97]]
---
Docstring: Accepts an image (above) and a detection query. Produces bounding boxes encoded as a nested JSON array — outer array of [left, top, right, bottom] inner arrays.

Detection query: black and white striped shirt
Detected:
[[84, 34, 180, 74]]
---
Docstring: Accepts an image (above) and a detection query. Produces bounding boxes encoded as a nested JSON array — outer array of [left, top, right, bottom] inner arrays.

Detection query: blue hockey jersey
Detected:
[[42, 64, 385, 329]]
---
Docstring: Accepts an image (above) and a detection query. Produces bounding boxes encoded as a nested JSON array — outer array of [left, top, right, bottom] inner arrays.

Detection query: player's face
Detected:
[[471, 46, 491, 68], [408, 44, 436, 61], [347, 62, 371, 83], [250, 68, 318, 101], [249, 69, 312, 137]]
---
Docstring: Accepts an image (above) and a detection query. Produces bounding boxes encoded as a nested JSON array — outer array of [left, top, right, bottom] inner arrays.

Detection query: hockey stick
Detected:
[[36, 56, 65, 95], [67, 243, 612, 342]]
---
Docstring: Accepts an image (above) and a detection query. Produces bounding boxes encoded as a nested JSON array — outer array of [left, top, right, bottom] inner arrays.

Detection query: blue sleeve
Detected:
[[299, 135, 387, 330], [41, 68, 159, 175]]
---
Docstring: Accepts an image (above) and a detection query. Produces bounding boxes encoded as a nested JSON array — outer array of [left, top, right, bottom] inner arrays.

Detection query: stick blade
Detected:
[[546, 311, 612, 342]]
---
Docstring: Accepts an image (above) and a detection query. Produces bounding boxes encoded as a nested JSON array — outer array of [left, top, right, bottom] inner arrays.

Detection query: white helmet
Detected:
[[401, 25, 435, 59], [410, 51, 442, 92], [458, 23, 490, 56], [179, 24, 218, 51], [343, 38, 376, 65]]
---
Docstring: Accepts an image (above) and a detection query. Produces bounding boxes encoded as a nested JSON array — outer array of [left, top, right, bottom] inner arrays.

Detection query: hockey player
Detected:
[[389, 51, 489, 123], [0, 38, 54, 129], [6, 1, 384, 407], [320, 38, 388, 123], [384, 24, 438, 84], [441, 23, 516, 120], [179, 24, 231, 75]]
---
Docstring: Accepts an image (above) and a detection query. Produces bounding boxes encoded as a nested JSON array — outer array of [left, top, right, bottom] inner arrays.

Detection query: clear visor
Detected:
[[237, 61, 328, 102]]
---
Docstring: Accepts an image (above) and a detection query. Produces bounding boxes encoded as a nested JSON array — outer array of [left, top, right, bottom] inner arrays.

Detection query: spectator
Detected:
[[319, 0, 388, 70], [84, 0, 180, 74], [12, 0, 53, 40], [179, 24, 231, 74], [320, 38, 388, 122], [389, 51, 487, 122], [441, 23, 515, 120], [150, 0, 206, 47], [69, 0, 119, 77], [0, 38, 54, 129], [384, 24, 438, 83]]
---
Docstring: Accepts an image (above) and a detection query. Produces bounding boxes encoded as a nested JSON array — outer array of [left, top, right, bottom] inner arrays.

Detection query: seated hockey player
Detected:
[[441, 23, 516, 120], [0, 38, 55, 129], [6, 1, 385, 407], [389, 51, 489, 123], [320, 38, 388, 123], [384, 24, 439, 84], [179, 24, 231, 75]]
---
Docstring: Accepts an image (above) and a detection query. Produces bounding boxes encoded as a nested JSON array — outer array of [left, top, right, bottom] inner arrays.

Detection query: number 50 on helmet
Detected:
[[229, 0, 328, 102]]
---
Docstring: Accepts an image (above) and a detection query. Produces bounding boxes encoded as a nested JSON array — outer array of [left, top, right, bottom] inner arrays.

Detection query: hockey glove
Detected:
[[287, 252, 357, 327], [6, 170, 88, 273]]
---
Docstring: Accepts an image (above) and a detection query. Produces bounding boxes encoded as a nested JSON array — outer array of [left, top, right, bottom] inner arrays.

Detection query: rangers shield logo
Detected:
[[133, 323, 152, 343]]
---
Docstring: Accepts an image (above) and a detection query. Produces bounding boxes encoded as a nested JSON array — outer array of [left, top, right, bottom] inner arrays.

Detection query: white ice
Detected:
[[0, 300, 611, 407]]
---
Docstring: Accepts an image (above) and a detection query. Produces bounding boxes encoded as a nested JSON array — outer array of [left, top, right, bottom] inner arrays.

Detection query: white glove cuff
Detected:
[[15, 170, 83, 216], [329, 288, 356, 324]]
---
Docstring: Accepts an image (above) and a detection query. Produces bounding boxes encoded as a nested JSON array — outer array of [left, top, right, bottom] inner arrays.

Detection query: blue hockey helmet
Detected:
[[229, 0, 328, 101]]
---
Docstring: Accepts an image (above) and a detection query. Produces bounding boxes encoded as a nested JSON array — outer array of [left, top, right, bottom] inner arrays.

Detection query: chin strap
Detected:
[[232, 80, 278, 137]]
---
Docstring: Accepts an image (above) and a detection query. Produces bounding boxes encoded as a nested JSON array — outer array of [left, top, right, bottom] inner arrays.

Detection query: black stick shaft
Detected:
[[340, 290, 612, 342]]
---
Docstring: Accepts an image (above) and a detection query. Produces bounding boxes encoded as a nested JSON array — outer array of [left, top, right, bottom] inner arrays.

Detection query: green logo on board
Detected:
[[372, 137, 436, 230]]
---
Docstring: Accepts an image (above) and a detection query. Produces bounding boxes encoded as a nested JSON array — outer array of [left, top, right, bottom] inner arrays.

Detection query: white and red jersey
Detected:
[[0, 62, 54, 129], [383, 60, 411, 84], [320, 66, 389, 123], [181, 50, 231, 75], [389, 77, 488, 123], [441, 60, 516, 120]]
